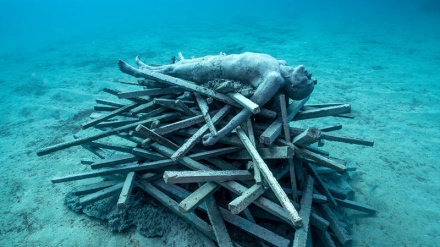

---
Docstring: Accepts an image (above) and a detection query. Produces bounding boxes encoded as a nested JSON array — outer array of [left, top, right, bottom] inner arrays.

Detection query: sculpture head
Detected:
[[281, 65, 316, 100]]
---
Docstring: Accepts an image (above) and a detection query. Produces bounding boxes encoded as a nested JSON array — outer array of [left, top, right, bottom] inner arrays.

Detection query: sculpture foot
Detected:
[[118, 60, 143, 78]]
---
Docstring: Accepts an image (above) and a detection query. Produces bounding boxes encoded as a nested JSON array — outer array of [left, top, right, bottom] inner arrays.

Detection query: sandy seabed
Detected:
[[0, 14, 439, 247]]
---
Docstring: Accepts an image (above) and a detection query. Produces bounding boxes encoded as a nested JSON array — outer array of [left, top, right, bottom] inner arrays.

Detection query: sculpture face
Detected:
[[283, 65, 315, 100]]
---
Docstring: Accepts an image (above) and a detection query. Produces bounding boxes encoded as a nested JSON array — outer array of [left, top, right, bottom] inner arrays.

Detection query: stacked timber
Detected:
[[37, 60, 375, 247]]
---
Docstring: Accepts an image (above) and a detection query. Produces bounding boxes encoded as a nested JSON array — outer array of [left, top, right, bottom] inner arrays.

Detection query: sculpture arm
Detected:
[[202, 72, 283, 146]]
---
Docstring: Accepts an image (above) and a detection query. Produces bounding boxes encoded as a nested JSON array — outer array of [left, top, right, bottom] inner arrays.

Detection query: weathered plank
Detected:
[[334, 198, 377, 214], [117, 86, 185, 98], [226, 146, 295, 160], [52, 147, 240, 183], [171, 104, 232, 161], [227, 92, 260, 114], [219, 208, 290, 247], [293, 176, 314, 247], [246, 118, 262, 184], [118, 63, 241, 107], [82, 103, 140, 129], [194, 92, 218, 136], [136, 124, 179, 150], [320, 132, 374, 146], [38, 113, 180, 156], [164, 170, 253, 184], [228, 184, 265, 214], [135, 180, 216, 241], [79, 183, 123, 206], [117, 172, 136, 208], [152, 143, 299, 227], [260, 97, 309, 145], [293, 104, 351, 121], [90, 154, 141, 169], [292, 127, 322, 147], [205, 196, 234, 247], [73, 180, 119, 196], [317, 203, 352, 246], [236, 126, 302, 227], [179, 182, 221, 213]]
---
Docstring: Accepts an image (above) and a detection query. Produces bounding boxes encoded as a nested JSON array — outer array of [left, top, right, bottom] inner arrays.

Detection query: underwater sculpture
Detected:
[[118, 52, 316, 146], [37, 51, 376, 246]]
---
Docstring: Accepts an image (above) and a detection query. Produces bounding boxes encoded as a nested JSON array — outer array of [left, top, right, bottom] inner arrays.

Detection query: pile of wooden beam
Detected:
[[37, 63, 376, 247]]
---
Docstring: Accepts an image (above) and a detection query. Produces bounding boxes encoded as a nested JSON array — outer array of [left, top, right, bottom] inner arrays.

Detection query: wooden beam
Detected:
[[164, 170, 253, 184], [171, 105, 232, 161], [294, 147, 346, 173], [236, 126, 302, 227], [226, 146, 295, 160], [95, 98, 126, 108], [334, 199, 377, 214], [228, 184, 265, 214], [79, 183, 123, 206], [292, 127, 321, 147], [219, 208, 290, 247], [37, 113, 181, 156], [117, 86, 185, 98], [117, 172, 136, 208], [279, 94, 291, 142], [304, 163, 338, 208], [118, 63, 241, 107], [175, 99, 198, 116], [53, 147, 239, 183], [227, 92, 260, 114], [81, 103, 140, 129], [152, 143, 299, 227], [260, 97, 309, 145], [205, 196, 234, 247], [152, 179, 289, 247], [154, 115, 205, 135], [293, 104, 351, 121], [136, 124, 179, 150], [73, 180, 119, 196], [320, 132, 374, 146], [90, 154, 140, 169], [293, 176, 314, 247], [317, 203, 352, 246], [135, 180, 216, 241], [246, 119, 261, 184], [179, 182, 221, 213], [132, 148, 166, 161], [194, 92, 218, 136]]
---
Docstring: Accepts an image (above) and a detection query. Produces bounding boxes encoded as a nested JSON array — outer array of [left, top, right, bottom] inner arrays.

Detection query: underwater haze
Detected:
[[1, 0, 439, 246]]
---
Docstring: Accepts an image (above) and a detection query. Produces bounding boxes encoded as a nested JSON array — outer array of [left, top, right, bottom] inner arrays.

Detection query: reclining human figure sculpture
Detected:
[[118, 52, 316, 146]]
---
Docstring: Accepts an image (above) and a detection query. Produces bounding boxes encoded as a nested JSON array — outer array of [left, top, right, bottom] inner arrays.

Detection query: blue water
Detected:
[[1, 0, 439, 246]]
